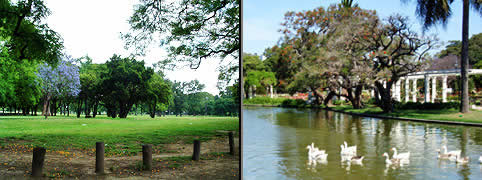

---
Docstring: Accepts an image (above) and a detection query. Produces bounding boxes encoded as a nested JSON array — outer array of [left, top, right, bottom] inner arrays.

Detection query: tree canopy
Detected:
[[0, 0, 63, 64], [101, 54, 154, 118], [124, 0, 240, 69]]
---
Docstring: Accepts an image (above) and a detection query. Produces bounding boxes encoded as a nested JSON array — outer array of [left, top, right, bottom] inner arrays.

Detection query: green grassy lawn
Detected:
[[330, 105, 482, 124], [0, 115, 239, 156]]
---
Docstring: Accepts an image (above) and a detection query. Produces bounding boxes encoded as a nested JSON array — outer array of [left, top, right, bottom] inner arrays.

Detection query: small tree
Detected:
[[147, 72, 172, 118]]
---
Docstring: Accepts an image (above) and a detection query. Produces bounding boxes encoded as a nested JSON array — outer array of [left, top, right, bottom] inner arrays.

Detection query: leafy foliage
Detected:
[[124, 0, 240, 69], [37, 58, 81, 116], [403, 0, 481, 31], [437, 33, 482, 67], [101, 54, 154, 118], [147, 72, 172, 118], [0, 0, 63, 64]]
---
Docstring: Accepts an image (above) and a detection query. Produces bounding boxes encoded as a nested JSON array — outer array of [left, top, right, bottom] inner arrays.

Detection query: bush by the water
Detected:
[[243, 96, 288, 105], [332, 99, 345, 105], [395, 102, 460, 110], [281, 99, 307, 107]]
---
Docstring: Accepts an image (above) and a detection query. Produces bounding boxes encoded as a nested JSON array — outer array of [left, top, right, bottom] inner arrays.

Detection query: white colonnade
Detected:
[[379, 69, 482, 103]]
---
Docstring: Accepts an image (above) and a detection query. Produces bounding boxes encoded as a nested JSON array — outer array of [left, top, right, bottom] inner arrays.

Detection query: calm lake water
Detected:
[[242, 106, 482, 180]]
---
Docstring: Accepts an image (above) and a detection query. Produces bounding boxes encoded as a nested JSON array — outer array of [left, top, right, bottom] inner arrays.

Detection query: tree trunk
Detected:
[[50, 99, 57, 116], [310, 86, 322, 106], [374, 88, 381, 105], [149, 101, 156, 118], [34, 104, 38, 116], [460, 0, 470, 113], [93, 100, 98, 118], [347, 85, 363, 109], [62, 101, 65, 116], [118, 102, 133, 118], [67, 102, 70, 116], [375, 81, 393, 113], [76, 98, 82, 118], [324, 91, 337, 106], [84, 98, 91, 117], [42, 94, 51, 117]]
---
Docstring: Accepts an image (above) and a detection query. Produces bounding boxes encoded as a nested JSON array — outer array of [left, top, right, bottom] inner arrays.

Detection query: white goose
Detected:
[[349, 155, 364, 164], [442, 145, 461, 157], [436, 149, 453, 160], [309, 143, 326, 155], [479, 156, 482, 163], [455, 155, 470, 164], [344, 141, 357, 155], [340, 146, 357, 157], [391, 147, 410, 160], [383, 152, 400, 165], [307, 143, 327, 160]]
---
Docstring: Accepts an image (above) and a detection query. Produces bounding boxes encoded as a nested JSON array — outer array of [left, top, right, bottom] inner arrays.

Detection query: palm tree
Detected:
[[404, 0, 481, 113], [341, 0, 358, 8]]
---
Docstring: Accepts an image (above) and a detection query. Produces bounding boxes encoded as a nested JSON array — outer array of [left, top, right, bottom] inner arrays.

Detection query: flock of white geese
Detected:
[[307, 142, 482, 166]]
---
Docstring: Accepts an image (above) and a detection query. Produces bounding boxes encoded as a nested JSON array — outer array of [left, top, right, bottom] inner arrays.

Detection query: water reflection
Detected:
[[243, 107, 482, 179]]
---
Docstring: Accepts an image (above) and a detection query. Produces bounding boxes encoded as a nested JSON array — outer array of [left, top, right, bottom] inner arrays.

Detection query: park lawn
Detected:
[[330, 105, 482, 124], [0, 115, 239, 156]]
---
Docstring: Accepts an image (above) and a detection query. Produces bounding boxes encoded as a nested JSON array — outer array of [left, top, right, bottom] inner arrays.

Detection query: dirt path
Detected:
[[0, 137, 239, 179]]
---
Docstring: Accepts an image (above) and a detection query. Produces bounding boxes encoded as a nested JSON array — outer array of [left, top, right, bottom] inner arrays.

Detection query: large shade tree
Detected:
[[403, 0, 482, 112], [77, 56, 105, 118], [101, 54, 153, 118], [355, 15, 436, 112], [279, 4, 380, 108]]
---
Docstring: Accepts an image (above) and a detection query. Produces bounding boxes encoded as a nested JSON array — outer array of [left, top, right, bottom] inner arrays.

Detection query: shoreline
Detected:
[[243, 104, 482, 127]]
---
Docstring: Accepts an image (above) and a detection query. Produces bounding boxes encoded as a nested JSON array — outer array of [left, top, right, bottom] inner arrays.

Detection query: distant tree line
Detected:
[[0, 0, 239, 118]]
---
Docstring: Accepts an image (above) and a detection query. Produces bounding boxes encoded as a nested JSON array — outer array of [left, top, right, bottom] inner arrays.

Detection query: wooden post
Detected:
[[192, 140, 200, 161], [229, 132, 234, 155], [32, 147, 46, 177], [95, 142, 105, 174], [142, 144, 152, 170]]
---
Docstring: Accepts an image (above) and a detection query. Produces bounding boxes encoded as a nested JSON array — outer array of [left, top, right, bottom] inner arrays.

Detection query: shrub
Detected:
[[281, 99, 307, 108], [332, 99, 344, 105], [395, 102, 460, 110], [365, 98, 377, 105], [243, 97, 288, 105]]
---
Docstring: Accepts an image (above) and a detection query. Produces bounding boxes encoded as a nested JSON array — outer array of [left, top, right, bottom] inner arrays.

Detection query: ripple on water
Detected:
[[244, 107, 482, 179]]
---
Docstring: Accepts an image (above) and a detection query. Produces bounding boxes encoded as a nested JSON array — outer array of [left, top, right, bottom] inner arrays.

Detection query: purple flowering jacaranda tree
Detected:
[[37, 57, 81, 118]]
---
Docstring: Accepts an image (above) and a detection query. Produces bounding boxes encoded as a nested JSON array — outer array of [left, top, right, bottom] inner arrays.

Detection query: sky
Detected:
[[44, 0, 228, 95], [243, 0, 482, 56]]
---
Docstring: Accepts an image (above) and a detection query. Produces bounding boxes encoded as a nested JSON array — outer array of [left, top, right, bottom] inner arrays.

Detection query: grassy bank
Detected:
[[0, 115, 239, 156], [330, 105, 482, 124], [244, 97, 482, 124]]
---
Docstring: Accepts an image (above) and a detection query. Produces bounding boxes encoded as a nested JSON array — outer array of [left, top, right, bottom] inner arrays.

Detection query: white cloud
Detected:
[[44, 0, 229, 95]]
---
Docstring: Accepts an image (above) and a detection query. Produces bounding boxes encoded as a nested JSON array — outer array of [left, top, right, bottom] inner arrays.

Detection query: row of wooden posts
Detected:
[[31, 132, 235, 177]]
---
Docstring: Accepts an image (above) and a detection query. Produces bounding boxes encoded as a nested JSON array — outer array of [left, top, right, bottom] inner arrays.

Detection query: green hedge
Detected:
[[394, 102, 460, 110], [280, 99, 308, 108], [243, 97, 288, 105]]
